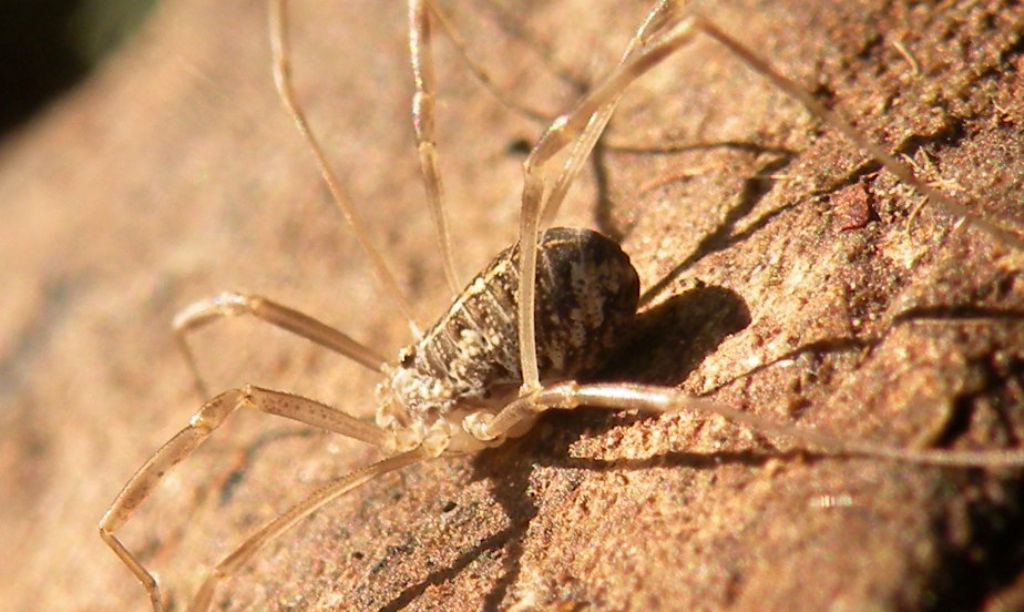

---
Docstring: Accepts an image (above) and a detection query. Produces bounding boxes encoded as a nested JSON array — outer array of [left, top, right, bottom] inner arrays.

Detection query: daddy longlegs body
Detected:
[[101, 1, 1024, 609]]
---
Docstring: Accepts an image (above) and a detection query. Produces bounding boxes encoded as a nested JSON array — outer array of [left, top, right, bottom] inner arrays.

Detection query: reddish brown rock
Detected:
[[1, 1, 1023, 610]]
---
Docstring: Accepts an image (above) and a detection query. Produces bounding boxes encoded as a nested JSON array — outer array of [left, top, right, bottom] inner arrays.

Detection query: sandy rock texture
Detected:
[[1, 0, 1023, 610]]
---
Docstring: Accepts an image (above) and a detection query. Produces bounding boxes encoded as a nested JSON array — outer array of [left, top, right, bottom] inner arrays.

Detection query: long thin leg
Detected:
[[535, 8, 1024, 249], [173, 292, 387, 399], [475, 0, 590, 93], [189, 447, 430, 612], [464, 381, 1024, 469], [538, 0, 679, 227], [100, 386, 392, 611], [268, 0, 422, 334], [425, 0, 552, 123], [410, 0, 462, 295], [688, 15, 1024, 251], [516, 10, 704, 391]]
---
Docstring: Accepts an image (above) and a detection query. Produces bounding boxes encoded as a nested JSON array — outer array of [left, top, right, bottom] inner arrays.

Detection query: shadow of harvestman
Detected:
[[100, 1, 1024, 609]]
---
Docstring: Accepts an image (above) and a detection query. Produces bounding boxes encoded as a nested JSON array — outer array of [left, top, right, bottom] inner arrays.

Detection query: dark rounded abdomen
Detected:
[[413, 227, 640, 402]]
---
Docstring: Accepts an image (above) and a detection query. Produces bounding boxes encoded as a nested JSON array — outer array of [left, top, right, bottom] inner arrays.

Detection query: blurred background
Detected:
[[0, 0, 156, 135]]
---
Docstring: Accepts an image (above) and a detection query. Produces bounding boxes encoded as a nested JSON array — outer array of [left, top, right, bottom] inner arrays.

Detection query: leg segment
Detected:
[[516, 6, 703, 391], [538, 0, 680, 227], [409, 0, 462, 295], [268, 0, 422, 334], [100, 386, 391, 611], [425, 0, 552, 122], [189, 447, 430, 612], [173, 292, 387, 399], [464, 381, 1024, 469]]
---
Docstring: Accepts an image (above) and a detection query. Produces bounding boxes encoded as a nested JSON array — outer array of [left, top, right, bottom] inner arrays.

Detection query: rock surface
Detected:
[[1, 0, 1023, 610]]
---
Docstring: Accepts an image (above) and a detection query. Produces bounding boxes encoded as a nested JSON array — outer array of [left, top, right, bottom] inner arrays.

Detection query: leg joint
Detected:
[[189, 389, 245, 432], [535, 381, 581, 410]]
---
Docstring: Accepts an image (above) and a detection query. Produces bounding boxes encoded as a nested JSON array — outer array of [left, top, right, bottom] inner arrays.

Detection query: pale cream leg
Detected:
[[189, 448, 430, 612], [539, 0, 681, 226], [409, 0, 462, 295], [425, 0, 552, 122], [515, 7, 703, 391], [689, 15, 1024, 250], [268, 0, 422, 334], [100, 386, 391, 611], [173, 292, 386, 399], [465, 381, 1024, 469]]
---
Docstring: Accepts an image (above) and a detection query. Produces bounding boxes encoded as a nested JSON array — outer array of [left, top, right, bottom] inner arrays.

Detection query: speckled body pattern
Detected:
[[379, 228, 640, 420]]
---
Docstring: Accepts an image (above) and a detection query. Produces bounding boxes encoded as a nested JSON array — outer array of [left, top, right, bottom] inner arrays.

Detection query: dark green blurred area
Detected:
[[0, 0, 157, 136]]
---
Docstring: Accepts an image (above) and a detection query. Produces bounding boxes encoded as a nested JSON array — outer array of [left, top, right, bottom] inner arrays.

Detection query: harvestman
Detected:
[[100, 1, 1024, 609]]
